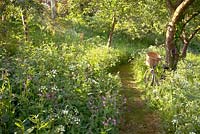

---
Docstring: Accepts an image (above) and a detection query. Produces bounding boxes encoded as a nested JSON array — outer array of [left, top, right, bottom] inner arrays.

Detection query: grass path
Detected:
[[115, 64, 164, 134]]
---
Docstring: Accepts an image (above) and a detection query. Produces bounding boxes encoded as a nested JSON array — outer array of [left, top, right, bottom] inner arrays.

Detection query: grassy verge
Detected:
[[132, 45, 200, 134], [0, 17, 129, 133], [0, 16, 162, 133], [0, 41, 125, 133]]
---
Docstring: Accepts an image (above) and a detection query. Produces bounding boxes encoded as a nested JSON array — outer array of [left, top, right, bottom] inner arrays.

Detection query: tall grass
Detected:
[[0, 41, 125, 133], [0, 14, 166, 133], [132, 46, 200, 134], [0, 17, 129, 133]]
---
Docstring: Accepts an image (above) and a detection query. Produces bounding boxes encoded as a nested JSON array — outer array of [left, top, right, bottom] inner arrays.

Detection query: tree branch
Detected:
[[188, 26, 200, 42], [180, 30, 188, 44], [181, 11, 200, 33], [174, 0, 184, 8], [166, 0, 175, 14], [172, 0, 195, 24]]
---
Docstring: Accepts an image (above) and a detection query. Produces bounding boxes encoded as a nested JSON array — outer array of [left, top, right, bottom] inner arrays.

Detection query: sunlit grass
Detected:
[[132, 46, 200, 134]]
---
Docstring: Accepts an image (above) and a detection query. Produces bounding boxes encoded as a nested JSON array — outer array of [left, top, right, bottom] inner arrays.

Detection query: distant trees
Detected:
[[1, 0, 199, 65], [93, 0, 131, 47], [68, 0, 167, 47], [67, 0, 132, 47], [0, 0, 44, 42]]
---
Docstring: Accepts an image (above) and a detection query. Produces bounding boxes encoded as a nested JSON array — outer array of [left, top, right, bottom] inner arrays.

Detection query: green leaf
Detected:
[[15, 122, 23, 129], [25, 127, 35, 134], [28, 115, 38, 124], [39, 122, 49, 130]]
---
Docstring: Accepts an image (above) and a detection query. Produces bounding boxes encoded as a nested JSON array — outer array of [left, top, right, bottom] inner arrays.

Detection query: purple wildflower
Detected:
[[113, 119, 117, 126]]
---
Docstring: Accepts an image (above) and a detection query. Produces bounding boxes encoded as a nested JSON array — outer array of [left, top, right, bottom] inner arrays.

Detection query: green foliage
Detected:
[[120, 1, 167, 38], [84, 46, 122, 70], [66, 0, 168, 41], [132, 46, 200, 134], [131, 45, 164, 82], [150, 57, 200, 134], [0, 42, 124, 133], [3, 1, 200, 133]]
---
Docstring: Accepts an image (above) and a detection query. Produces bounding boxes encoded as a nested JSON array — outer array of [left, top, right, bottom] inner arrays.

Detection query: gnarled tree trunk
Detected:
[[165, 0, 195, 70], [165, 22, 179, 70]]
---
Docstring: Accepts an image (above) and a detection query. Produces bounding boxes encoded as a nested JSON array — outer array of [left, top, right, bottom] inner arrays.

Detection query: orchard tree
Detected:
[[126, 1, 168, 40], [165, 0, 200, 70], [66, 0, 168, 47], [178, 2, 200, 58], [94, 0, 168, 47], [93, 0, 133, 47], [68, 0, 133, 47]]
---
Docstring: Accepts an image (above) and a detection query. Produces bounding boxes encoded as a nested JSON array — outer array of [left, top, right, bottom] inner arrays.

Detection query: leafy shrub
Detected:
[[84, 46, 122, 70]]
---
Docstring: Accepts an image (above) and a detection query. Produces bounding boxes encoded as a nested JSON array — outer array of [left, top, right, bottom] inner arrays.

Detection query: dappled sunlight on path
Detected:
[[116, 64, 164, 134]]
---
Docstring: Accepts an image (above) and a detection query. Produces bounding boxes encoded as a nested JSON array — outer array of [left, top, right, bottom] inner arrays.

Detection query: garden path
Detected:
[[115, 64, 164, 134]]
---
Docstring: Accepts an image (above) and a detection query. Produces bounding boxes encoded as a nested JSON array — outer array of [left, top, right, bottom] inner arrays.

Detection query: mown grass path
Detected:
[[115, 64, 164, 134]]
